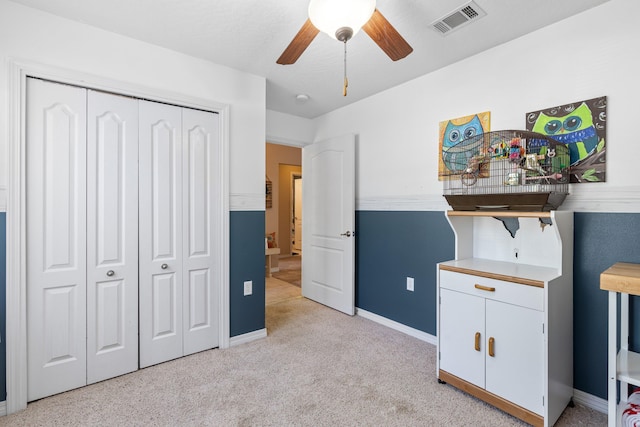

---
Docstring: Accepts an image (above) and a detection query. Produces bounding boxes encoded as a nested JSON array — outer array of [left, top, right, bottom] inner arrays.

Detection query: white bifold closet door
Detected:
[[139, 100, 220, 368], [27, 79, 139, 401], [86, 90, 139, 384]]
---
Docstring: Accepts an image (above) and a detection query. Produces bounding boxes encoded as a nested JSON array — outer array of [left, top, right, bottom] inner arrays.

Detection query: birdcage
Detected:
[[442, 130, 570, 211]]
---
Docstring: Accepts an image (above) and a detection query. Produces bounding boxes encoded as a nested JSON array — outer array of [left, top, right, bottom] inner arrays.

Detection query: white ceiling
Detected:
[[10, 0, 610, 119]]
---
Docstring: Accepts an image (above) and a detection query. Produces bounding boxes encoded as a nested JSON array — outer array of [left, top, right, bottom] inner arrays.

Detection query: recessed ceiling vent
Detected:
[[431, 1, 487, 36]]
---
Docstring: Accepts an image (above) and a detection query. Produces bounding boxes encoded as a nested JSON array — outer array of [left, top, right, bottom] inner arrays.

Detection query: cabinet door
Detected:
[[439, 288, 485, 388], [485, 299, 544, 415]]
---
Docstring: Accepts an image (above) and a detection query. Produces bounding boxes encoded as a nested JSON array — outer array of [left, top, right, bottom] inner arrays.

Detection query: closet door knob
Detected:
[[161, 263, 168, 270], [106, 270, 115, 277], [340, 231, 351, 237]]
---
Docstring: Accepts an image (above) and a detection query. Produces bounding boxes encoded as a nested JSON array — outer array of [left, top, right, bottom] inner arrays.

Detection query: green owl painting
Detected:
[[526, 96, 606, 183]]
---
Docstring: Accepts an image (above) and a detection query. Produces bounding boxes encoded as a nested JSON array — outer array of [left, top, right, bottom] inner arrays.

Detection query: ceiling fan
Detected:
[[277, 0, 413, 95]]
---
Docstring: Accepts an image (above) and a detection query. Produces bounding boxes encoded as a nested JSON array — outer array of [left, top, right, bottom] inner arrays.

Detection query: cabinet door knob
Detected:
[[106, 270, 115, 277], [474, 332, 481, 351], [161, 263, 168, 270], [475, 284, 495, 292], [488, 337, 495, 357]]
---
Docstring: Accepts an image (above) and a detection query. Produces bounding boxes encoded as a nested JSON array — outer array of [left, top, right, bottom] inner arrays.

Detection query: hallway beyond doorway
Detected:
[[266, 277, 301, 306], [272, 255, 301, 287]]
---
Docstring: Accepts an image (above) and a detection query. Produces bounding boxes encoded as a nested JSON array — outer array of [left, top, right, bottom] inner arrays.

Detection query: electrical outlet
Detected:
[[243, 280, 252, 296], [407, 277, 414, 292]]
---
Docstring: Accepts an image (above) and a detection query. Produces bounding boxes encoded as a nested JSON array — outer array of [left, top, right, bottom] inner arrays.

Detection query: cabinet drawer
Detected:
[[439, 270, 543, 311]]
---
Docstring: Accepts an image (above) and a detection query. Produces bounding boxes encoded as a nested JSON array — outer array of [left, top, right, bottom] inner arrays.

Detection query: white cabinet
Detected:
[[440, 273, 544, 414], [437, 210, 573, 427]]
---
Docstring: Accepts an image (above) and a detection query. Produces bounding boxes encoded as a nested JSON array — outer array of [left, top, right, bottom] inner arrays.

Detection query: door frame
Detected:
[[290, 172, 302, 254], [5, 59, 231, 414]]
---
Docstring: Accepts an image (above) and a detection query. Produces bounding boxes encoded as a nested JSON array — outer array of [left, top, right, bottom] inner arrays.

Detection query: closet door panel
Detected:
[[27, 78, 88, 401], [182, 109, 220, 355], [86, 90, 139, 384], [139, 100, 184, 367]]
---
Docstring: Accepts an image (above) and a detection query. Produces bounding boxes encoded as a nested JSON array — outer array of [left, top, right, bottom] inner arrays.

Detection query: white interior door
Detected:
[[302, 134, 355, 315], [26, 78, 88, 401], [86, 90, 139, 384], [139, 100, 184, 368], [293, 176, 302, 253], [181, 108, 220, 355]]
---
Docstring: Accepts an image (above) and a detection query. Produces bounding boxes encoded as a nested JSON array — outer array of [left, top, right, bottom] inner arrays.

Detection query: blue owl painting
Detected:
[[526, 96, 606, 183], [439, 112, 491, 179]]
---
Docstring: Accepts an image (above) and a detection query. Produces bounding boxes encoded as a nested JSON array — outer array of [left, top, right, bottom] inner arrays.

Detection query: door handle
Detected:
[[106, 270, 115, 277], [474, 332, 481, 351], [340, 231, 351, 237], [161, 263, 169, 270], [488, 337, 495, 357]]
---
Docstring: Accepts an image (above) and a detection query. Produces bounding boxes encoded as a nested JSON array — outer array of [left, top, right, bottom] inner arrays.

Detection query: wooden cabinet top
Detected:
[[439, 258, 560, 287], [600, 262, 640, 295]]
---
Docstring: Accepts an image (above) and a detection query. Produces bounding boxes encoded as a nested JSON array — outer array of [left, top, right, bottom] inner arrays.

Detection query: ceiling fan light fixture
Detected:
[[308, 0, 376, 41]]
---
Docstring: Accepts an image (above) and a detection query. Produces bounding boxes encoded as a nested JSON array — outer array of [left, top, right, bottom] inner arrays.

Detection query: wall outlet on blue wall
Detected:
[[406, 277, 414, 292], [244, 280, 253, 296]]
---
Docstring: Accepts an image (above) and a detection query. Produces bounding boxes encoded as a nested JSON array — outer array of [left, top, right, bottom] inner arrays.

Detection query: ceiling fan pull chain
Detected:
[[343, 40, 348, 96]]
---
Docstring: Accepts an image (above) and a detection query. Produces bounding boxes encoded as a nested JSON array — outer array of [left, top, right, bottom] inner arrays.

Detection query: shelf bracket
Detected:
[[493, 216, 554, 238], [494, 216, 520, 238]]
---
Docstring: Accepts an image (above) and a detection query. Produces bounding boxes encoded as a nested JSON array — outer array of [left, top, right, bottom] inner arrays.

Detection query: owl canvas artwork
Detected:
[[438, 111, 491, 180], [526, 96, 606, 183]]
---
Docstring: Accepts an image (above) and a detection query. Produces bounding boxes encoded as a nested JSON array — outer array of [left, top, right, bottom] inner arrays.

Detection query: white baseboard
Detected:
[[0, 401, 6, 416], [572, 388, 607, 414], [229, 328, 267, 347], [355, 308, 437, 345]]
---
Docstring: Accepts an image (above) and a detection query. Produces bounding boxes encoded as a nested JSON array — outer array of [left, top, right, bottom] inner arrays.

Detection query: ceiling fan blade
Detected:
[[362, 9, 413, 61], [277, 19, 320, 65]]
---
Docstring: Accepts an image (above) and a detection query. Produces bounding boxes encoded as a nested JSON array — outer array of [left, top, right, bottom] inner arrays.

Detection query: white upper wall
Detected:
[[266, 109, 315, 147], [312, 0, 640, 212], [0, 0, 266, 211]]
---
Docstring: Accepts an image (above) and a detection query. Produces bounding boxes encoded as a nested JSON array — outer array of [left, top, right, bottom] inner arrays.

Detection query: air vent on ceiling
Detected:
[[431, 1, 487, 36]]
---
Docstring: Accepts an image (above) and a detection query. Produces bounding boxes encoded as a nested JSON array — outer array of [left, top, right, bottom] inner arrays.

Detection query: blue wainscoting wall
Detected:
[[573, 212, 640, 399], [0, 212, 5, 401], [356, 211, 455, 334], [356, 211, 640, 401], [229, 210, 266, 337], [0, 210, 638, 404]]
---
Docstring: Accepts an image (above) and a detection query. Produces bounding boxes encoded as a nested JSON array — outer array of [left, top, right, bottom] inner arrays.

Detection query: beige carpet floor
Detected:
[[272, 255, 301, 287], [1, 296, 605, 426], [265, 276, 301, 306]]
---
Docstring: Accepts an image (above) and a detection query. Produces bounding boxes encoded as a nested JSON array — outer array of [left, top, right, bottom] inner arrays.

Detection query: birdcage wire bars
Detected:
[[442, 130, 570, 211]]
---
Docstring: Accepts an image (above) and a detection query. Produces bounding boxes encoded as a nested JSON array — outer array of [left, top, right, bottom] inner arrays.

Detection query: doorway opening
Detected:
[[291, 174, 302, 256], [265, 143, 302, 306]]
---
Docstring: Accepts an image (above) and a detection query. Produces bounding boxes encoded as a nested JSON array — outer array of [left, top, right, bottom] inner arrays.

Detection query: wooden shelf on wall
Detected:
[[446, 210, 552, 218]]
